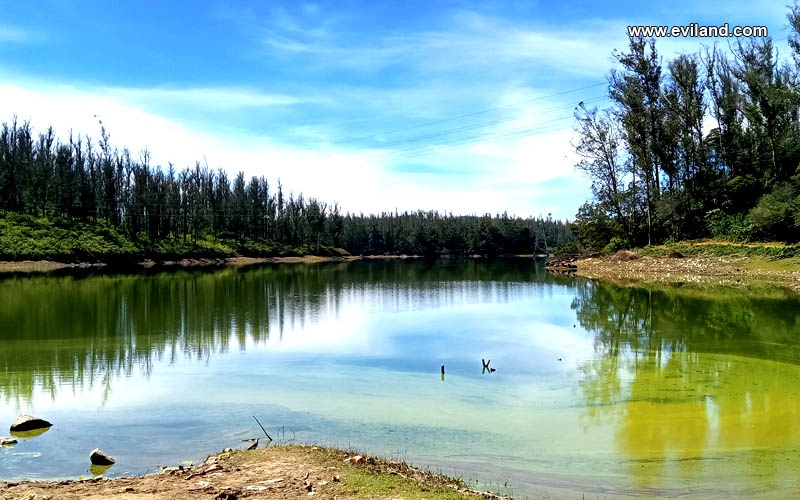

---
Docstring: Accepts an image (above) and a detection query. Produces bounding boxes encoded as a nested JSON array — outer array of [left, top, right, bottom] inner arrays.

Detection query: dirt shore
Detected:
[[575, 247, 800, 293], [0, 255, 422, 275], [0, 445, 506, 500]]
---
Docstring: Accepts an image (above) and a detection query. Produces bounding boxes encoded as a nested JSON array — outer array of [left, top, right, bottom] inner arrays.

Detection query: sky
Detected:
[[0, 0, 794, 219]]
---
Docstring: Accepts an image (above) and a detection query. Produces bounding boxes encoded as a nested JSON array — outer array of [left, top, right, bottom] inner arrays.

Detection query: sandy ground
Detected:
[[0, 446, 504, 500], [576, 251, 800, 293]]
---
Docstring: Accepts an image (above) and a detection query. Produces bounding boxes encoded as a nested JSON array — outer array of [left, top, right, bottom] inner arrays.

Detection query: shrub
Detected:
[[750, 182, 798, 241], [705, 208, 728, 239], [727, 213, 755, 242], [705, 209, 754, 242], [602, 236, 630, 254], [553, 240, 581, 255]]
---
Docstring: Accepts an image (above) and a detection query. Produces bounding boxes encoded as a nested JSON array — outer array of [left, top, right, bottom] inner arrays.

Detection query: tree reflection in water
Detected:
[[574, 280, 800, 490]]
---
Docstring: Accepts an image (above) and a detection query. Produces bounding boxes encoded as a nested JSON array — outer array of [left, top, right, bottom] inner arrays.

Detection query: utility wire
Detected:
[[332, 82, 607, 145], [399, 117, 576, 158], [367, 96, 608, 150]]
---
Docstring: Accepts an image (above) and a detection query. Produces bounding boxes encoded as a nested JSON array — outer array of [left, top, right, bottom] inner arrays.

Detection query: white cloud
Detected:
[[0, 25, 33, 43], [107, 86, 310, 110], [0, 78, 587, 219]]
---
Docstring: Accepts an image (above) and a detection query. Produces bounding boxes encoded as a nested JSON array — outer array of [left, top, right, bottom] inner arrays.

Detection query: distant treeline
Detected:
[[573, 3, 800, 251], [0, 119, 573, 260]]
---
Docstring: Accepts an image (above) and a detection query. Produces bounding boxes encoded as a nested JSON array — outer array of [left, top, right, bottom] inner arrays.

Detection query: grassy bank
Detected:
[[0, 445, 509, 500], [0, 212, 350, 264], [575, 240, 800, 293]]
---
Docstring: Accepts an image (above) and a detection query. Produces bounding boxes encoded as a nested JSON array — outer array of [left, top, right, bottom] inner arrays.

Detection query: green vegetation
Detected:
[[0, 210, 343, 261], [636, 241, 800, 259], [572, 3, 800, 251], [0, 119, 573, 262], [212, 445, 495, 500]]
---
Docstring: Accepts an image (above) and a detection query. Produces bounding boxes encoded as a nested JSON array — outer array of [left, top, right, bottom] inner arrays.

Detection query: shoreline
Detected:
[[574, 244, 800, 294], [0, 445, 511, 500], [0, 254, 423, 275]]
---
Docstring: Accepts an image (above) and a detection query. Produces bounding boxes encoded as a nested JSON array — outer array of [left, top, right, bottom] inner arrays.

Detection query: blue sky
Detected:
[[0, 0, 793, 218]]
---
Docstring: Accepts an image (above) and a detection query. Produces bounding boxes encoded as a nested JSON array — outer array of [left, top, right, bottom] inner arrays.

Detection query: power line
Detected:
[[399, 117, 577, 158], [332, 82, 607, 145], [367, 95, 608, 150], [349, 37, 798, 159]]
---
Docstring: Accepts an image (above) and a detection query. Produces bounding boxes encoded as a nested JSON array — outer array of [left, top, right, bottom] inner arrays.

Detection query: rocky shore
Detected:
[[0, 445, 510, 500], [574, 247, 800, 293]]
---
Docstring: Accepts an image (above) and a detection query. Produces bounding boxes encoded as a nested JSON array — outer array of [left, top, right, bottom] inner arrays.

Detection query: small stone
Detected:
[[10, 415, 52, 432], [0, 437, 17, 446], [90, 448, 115, 466]]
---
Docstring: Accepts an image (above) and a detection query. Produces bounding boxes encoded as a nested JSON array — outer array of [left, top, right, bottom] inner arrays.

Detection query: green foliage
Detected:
[[727, 214, 756, 242], [705, 209, 728, 239], [575, 202, 622, 250], [705, 209, 755, 242], [750, 182, 799, 241], [638, 241, 800, 260], [552, 240, 582, 255], [0, 211, 139, 261], [726, 175, 761, 212], [602, 236, 630, 254], [574, 18, 800, 248], [0, 118, 576, 261]]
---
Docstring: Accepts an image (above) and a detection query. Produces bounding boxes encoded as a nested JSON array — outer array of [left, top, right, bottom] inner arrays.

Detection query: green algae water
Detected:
[[0, 260, 799, 498]]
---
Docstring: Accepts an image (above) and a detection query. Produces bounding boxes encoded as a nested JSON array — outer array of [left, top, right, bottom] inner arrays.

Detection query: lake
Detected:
[[1, 259, 799, 498]]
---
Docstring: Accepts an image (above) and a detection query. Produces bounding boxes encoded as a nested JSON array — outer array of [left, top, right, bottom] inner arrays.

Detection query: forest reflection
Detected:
[[574, 281, 800, 490], [0, 259, 568, 404]]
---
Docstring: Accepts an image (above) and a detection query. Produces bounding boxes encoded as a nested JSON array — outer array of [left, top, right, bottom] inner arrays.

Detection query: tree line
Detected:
[[0, 118, 573, 259], [573, 3, 800, 250]]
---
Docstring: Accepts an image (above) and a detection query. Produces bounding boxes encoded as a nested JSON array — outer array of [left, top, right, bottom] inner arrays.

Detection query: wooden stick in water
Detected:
[[253, 416, 273, 441]]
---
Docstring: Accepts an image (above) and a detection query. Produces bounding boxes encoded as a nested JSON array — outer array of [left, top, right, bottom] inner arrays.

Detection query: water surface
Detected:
[[1, 260, 799, 498]]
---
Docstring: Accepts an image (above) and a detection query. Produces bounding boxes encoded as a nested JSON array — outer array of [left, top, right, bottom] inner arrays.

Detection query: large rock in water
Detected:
[[90, 448, 115, 466], [9, 415, 52, 432]]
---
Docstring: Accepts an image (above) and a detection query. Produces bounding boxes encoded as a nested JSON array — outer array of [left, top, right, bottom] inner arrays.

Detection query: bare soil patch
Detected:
[[0, 446, 507, 500], [576, 251, 800, 293]]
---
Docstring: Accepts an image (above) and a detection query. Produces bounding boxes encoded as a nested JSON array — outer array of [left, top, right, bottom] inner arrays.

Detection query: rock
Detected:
[[10, 415, 52, 432], [214, 492, 239, 500], [90, 448, 115, 466], [0, 437, 17, 446]]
